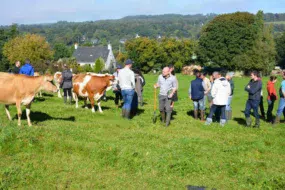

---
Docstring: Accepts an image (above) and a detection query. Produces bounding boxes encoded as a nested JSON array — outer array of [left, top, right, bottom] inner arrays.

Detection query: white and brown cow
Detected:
[[72, 73, 115, 113], [0, 72, 57, 126]]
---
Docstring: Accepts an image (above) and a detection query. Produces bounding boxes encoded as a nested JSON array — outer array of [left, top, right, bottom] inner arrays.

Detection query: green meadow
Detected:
[[0, 74, 284, 189]]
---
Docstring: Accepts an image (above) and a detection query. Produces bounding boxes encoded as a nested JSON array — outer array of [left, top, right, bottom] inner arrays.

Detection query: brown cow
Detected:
[[72, 73, 115, 113], [0, 72, 57, 126]]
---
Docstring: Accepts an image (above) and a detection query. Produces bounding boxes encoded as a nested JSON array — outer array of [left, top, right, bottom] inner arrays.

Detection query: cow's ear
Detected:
[[44, 74, 54, 81]]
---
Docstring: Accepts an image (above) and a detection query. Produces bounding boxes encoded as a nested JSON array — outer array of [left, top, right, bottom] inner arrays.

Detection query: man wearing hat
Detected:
[[113, 64, 123, 108], [118, 59, 135, 119]]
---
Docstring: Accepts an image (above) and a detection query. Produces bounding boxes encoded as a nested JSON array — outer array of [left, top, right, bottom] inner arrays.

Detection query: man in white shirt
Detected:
[[205, 71, 231, 126], [118, 59, 135, 119]]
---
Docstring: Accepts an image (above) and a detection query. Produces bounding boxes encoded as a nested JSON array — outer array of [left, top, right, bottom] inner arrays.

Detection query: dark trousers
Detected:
[[259, 96, 265, 117], [208, 105, 226, 120], [245, 99, 260, 119], [267, 100, 275, 121], [114, 91, 122, 105], [63, 88, 72, 98]]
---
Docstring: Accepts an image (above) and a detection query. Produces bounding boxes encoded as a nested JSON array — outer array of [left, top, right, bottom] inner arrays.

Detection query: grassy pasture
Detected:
[[0, 74, 284, 189]]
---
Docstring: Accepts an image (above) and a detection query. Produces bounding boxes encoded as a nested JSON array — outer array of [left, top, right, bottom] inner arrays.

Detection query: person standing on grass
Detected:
[[19, 59, 34, 76], [118, 59, 135, 119], [154, 67, 177, 127], [169, 65, 178, 109], [274, 72, 285, 124], [200, 71, 211, 111], [266, 76, 278, 123], [189, 70, 205, 121], [112, 64, 123, 108], [244, 71, 262, 128], [60, 64, 73, 104], [134, 68, 145, 107], [225, 72, 235, 120], [205, 71, 231, 126]]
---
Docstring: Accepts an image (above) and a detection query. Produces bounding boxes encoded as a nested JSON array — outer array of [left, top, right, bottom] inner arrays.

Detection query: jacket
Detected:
[[61, 69, 73, 89], [189, 77, 204, 100], [211, 77, 231, 105], [19, 63, 34, 76], [135, 74, 144, 97], [245, 79, 262, 101], [267, 81, 277, 101]]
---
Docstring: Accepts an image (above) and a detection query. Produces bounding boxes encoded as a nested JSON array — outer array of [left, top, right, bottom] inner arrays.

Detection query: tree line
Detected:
[[0, 11, 285, 74]]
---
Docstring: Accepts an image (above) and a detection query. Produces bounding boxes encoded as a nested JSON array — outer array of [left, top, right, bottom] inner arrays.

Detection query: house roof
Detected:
[[73, 46, 110, 63]]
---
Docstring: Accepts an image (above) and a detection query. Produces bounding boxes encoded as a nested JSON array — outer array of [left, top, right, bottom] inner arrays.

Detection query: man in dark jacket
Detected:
[[11, 61, 21, 74], [19, 59, 34, 76], [61, 64, 73, 104], [189, 70, 205, 120], [244, 71, 262, 128]]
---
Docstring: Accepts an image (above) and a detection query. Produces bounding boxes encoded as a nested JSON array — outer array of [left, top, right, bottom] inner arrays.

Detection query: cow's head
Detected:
[[41, 74, 57, 93], [106, 75, 116, 91]]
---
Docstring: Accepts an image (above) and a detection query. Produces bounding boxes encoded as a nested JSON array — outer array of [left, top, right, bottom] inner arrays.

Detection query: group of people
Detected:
[[9, 59, 35, 76]]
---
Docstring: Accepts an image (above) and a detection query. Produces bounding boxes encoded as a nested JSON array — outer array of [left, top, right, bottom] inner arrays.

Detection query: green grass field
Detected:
[[0, 74, 284, 189]]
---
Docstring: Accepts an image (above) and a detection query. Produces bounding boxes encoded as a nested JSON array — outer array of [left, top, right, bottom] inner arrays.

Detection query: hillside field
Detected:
[[0, 74, 284, 189]]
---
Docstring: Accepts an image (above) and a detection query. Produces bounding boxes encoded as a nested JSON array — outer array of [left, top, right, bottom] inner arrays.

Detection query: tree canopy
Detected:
[[3, 34, 53, 64], [197, 11, 276, 74]]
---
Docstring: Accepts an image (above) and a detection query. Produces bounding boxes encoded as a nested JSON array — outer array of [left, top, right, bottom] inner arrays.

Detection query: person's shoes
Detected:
[[205, 118, 212, 126], [273, 116, 280, 126], [160, 111, 166, 123], [125, 110, 131, 120], [246, 117, 252, 127], [165, 112, 171, 127], [64, 97, 67, 104], [194, 110, 198, 120], [220, 119, 226, 127], [253, 119, 260, 128]]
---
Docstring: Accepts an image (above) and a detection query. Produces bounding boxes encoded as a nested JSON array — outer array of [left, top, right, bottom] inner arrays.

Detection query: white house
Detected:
[[72, 43, 116, 71]]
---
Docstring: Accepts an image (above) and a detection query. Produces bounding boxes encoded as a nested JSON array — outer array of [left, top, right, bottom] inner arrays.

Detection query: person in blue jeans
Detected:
[[226, 72, 235, 120], [274, 72, 285, 124], [19, 59, 34, 76], [244, 71, 262, 128], [189, 70, 205, 120], [118, 59, 135, 119]]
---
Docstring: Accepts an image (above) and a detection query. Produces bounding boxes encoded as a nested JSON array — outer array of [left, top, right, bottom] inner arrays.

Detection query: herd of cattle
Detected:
[[0, 72, 116, 126]]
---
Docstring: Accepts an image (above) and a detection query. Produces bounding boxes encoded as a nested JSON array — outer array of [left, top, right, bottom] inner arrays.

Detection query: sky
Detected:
[[0, 0, 284, 25]]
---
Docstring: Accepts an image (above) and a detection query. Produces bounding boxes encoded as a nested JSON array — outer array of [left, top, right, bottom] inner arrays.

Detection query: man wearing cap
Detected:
[[113, 64, 123, 108], [154, 67, 177, 127], [118, 59, 135, 119]]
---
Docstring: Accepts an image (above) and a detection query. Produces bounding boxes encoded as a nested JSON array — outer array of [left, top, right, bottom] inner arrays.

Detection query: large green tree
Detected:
[[197, 11, 276, 74], [53, 43, 72, 61], [3, 34, 54, 65], [275, 31, 285, 68]]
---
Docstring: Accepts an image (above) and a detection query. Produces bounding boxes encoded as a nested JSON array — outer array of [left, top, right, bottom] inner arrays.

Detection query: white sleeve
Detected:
[[211, 81, 218, 98]]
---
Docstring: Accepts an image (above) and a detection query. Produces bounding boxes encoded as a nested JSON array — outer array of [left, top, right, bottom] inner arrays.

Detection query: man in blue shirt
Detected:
[[19, 59, 34, 76], [274, 71, 285, 124]]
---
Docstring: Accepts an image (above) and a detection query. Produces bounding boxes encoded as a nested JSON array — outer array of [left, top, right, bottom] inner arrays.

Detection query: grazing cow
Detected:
[[34, 72, 42, 97], [0, 72, 57, 126], [72, 73, 116, 113]]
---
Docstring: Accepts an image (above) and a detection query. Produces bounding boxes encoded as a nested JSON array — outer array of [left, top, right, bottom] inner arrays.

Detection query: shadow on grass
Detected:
[[41, 93, 54, 97], [233, 117, 246, 126], [13, 111, 75, 124]]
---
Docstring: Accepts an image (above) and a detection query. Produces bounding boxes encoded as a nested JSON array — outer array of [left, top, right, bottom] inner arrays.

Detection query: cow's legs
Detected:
[[73, 92, 79, 108], [5, 105, 12, 121], [97, 100, 103, 113], [84, 98, 88, 109], [16, 101, 22, 126], [26, 104, 32, 127], [58, 87, 62, 98], [88, 94, 95, 113]]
